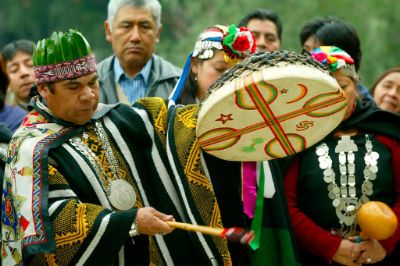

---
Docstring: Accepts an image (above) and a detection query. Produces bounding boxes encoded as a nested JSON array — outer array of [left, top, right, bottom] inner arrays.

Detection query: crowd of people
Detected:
[[0, 0, 399, 265]]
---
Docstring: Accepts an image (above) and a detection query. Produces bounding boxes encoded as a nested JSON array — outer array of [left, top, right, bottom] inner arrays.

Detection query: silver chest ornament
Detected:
[[315, 135, 379, 230], [70, 122, 137, 211], [108, 179, 136, 211]]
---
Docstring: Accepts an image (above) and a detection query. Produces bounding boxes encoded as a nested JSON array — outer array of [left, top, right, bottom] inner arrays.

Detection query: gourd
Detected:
[[358, 201, 398, 240]]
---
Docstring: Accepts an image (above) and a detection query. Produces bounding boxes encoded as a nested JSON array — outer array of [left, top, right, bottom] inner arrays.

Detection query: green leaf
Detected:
[[59, 32, 72, 61], [45, 38, 55, 65], [33, 39, 45, 66], [69, 29, 92, 58], [51, 31, 62, 63], [32, 41, 38, 66], [67, 31, 80, 61]]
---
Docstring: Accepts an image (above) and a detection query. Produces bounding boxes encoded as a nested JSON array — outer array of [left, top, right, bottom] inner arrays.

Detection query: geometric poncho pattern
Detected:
[[1, 98, 231, 265], [2, 97, 300, 265]]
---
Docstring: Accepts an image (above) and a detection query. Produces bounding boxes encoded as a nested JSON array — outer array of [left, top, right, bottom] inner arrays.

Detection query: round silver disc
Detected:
[[108, 179, 136, 211]]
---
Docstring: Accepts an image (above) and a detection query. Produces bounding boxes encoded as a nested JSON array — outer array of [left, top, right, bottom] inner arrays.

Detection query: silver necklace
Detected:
[[315, 134, 379, 235], [69, 122, 136, 211]]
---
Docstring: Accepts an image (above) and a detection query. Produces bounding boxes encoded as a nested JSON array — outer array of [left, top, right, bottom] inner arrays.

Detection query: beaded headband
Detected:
[[192, 24, 256, 64], [311, 46, 358, 81], [169, 24, 256, 102]]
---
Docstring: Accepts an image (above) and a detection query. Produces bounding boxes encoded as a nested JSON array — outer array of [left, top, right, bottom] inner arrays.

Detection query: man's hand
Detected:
[[136, 207, 174, 235]]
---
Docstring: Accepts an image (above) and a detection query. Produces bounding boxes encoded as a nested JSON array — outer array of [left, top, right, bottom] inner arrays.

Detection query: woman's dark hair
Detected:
[[1, 39, 35, 63], [313, 18, 362, 71], [299, 17, 334, 47], [177, 69, 199, 105], [0, 58, 9, 110]]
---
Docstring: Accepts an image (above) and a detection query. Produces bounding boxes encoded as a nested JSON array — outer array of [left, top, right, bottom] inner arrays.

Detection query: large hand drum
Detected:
[[197, 51, 347, 161]]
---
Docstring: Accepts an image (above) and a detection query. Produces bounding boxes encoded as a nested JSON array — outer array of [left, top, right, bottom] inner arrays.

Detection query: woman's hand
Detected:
[[332, 239, 362, 266], [351, 238, 387, 264]]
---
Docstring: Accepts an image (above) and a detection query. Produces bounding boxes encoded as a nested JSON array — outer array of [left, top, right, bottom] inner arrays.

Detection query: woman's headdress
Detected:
[[193, 24, 256, 64], [310, 46, 358, 81], [170, 24, 256, 102]]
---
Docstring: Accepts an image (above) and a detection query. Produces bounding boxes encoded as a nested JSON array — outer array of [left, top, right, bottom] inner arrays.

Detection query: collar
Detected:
[[335, 98, 400, 141], [113, 56, 152, 86], [32, 96, 118, 127]]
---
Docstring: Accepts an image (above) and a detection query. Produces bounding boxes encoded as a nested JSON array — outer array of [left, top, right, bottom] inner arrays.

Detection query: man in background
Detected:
[[97, 0, 181, 104], [238, 9, 282, 52]]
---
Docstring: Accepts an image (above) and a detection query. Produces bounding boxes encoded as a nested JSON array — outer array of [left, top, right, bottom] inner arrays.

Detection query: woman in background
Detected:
[[0, 58, 26, 133], [371, 67, 400, 114]]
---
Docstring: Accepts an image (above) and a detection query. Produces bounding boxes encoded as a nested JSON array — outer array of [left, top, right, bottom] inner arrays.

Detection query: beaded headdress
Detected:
[[32, 29, 97, 84], [311, 46, 358, 81], [169, 24, 256, 102], [193, 24, 256, 64]]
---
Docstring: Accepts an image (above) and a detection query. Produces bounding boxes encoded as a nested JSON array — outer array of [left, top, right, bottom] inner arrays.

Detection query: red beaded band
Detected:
[[34, 54, 96, 84]]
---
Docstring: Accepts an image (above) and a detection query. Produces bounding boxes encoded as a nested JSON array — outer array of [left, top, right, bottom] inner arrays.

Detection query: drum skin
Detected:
[[197, 52, 347, 161]]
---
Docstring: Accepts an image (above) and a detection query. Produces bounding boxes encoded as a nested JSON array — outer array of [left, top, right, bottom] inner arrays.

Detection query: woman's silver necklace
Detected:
[[315, 134, 379, 235]]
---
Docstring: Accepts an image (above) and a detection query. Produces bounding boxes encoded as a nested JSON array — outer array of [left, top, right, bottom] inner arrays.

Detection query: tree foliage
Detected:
[[1, 0, 398, 88]]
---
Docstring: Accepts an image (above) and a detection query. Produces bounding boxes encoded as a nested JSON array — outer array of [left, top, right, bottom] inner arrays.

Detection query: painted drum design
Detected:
[[197, 51, 347, 161]]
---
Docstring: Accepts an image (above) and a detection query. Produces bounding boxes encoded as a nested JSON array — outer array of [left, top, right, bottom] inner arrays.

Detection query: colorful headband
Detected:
[[169, 24, 256, 102], [33, 29, 97, 84], [192, 24, 256, 64], [311, 46, 358, 81]]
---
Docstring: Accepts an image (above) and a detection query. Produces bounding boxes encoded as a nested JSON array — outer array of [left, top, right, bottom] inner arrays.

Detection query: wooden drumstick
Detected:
[[166, 221, 254, 245]]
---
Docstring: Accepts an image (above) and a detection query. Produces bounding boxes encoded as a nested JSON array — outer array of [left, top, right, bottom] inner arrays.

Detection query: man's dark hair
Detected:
[[1, 39, 35, 63], [29, 83, 55, 98], [238, 9, 282, 41]]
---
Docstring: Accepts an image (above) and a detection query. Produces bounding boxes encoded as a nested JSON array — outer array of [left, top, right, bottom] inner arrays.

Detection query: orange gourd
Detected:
[[358, 201, 398, 240]]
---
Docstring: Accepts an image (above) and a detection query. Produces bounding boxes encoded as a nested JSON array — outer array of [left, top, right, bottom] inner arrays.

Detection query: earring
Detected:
[[194, 74, 198, 81]]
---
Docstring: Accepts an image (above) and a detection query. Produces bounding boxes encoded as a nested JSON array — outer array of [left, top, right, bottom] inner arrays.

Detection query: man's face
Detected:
[[38, 72, 100, 125], [246, 19, 280, 52], [105, 6, 161, 76], [5, 51, 35, 102]]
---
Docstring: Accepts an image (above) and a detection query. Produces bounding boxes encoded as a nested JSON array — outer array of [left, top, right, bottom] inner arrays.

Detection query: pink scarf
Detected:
[[242, 161, 258, 219]]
